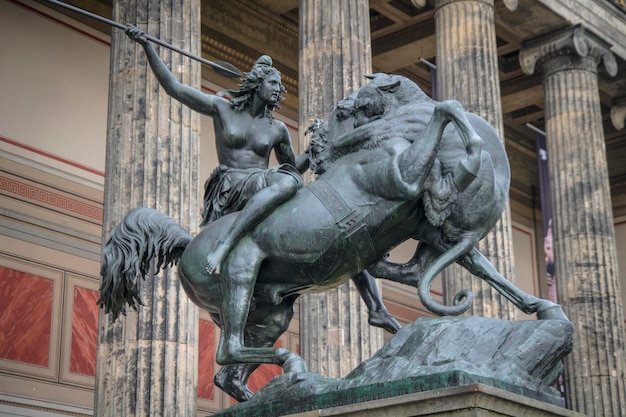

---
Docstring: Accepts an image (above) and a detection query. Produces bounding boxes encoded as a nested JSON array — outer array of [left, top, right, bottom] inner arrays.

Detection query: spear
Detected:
[[41, 0, 243, 79]]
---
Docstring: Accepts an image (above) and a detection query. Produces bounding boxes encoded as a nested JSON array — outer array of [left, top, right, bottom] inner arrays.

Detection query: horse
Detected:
[[99, 74, 567, 402]]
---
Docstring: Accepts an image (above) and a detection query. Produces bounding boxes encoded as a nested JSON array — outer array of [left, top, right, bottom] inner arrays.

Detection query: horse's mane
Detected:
[[308, 74, 436, 176]]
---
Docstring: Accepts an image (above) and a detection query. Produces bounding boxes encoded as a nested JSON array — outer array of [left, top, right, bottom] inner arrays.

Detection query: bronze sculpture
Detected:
[[99, 69, 568, 401]]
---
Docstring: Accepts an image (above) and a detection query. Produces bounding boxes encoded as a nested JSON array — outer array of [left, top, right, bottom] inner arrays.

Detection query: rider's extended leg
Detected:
[[353, 270, 401, 333], [206, 173, 300, 274]]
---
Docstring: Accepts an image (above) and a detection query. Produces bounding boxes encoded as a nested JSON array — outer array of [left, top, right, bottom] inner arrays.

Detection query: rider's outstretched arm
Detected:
[[125, 27, 222, 115]]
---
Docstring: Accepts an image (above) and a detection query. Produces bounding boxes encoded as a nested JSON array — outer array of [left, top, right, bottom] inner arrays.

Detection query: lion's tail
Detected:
[[98, 207, 193, 320], [418, 235, 477, 316]]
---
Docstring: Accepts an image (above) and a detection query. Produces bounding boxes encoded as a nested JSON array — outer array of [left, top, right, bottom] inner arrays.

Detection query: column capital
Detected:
[[520, 24, 617, 77], [411, 0, 517, 11]]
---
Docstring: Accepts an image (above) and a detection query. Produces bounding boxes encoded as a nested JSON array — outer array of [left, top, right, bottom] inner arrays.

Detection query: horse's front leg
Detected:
[[353, 270, 401, 333], [397, 100, 476, 196], [436, 102, 484, 191]]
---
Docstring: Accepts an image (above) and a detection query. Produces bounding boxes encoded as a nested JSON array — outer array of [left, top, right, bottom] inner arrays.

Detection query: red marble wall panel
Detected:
[[69, 286, 99, 376], [0, 266, 53, 366], [198, 319, 216, 400]]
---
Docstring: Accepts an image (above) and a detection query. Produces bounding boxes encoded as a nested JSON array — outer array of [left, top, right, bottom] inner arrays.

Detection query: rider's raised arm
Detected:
[[126, 27, 222, 116]]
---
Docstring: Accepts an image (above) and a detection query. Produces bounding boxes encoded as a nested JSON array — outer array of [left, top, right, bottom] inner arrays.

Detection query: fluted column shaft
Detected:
[[298, 0, 382, 377], [520, 25, 625, 417], [95, 1, 200, 416], [433, 0, 516, 319]]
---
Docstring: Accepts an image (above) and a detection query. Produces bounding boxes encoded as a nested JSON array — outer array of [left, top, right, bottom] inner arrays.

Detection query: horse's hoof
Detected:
[[214, 368, 255, 402], [537, 302, 569, 321]]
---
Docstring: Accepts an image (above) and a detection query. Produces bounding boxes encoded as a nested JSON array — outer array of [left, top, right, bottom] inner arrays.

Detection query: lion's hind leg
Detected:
[[459, 248, 568, 321]]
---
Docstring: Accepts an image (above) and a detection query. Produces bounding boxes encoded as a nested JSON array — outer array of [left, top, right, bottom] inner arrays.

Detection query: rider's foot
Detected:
[[368, 310, 402, 334], [205, 241, 231, 274]]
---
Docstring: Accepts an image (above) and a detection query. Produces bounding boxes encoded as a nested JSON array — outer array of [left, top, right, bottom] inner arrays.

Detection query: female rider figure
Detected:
[[126, 27, 305, 275]]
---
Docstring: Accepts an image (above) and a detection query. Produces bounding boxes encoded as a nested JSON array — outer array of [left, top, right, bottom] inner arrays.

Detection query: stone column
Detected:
[[298, 0, 382, 377], [94, 1, 200, 416], [431, 0, 517, 319], [520, 25, 626, 417]]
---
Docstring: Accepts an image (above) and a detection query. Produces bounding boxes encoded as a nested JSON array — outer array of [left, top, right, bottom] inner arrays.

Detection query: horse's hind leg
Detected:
[[210, 312, 256, 402], [216, 240, 307, 374], [459, 248, 568, 321], [215, 294, 299, 401]]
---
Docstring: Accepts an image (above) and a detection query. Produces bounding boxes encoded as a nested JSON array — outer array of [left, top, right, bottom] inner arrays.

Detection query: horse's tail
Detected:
[[98, 207, 193, 320], [417, 235, 477, 316]]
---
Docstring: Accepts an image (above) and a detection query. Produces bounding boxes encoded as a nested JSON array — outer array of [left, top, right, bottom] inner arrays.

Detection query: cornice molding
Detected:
[[537, 0, 626, 61]]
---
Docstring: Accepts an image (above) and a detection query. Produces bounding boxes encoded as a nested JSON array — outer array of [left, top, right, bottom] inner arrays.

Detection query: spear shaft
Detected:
[[41, 0, 242, 78]]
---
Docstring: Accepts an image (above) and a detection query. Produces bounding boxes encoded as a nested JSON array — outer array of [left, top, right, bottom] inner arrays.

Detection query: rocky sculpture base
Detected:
[[214, 316, 574, 417]]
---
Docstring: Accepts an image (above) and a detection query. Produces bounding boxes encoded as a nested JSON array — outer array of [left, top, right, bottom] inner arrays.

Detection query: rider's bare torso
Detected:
[[212, 105, 287, 171]]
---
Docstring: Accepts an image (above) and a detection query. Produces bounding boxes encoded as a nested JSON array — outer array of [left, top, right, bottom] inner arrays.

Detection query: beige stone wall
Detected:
[[0, 1, 108, 185]]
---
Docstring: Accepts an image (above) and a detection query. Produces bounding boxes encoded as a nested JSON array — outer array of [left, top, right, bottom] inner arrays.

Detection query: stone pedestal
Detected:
[[95, 1, 200, 416], [520, 25, 626, 417], [433, 0, 517, 319], [213, 316, 573, 417], [283, 384, 586, 417], [298, 0, 382, 378]]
